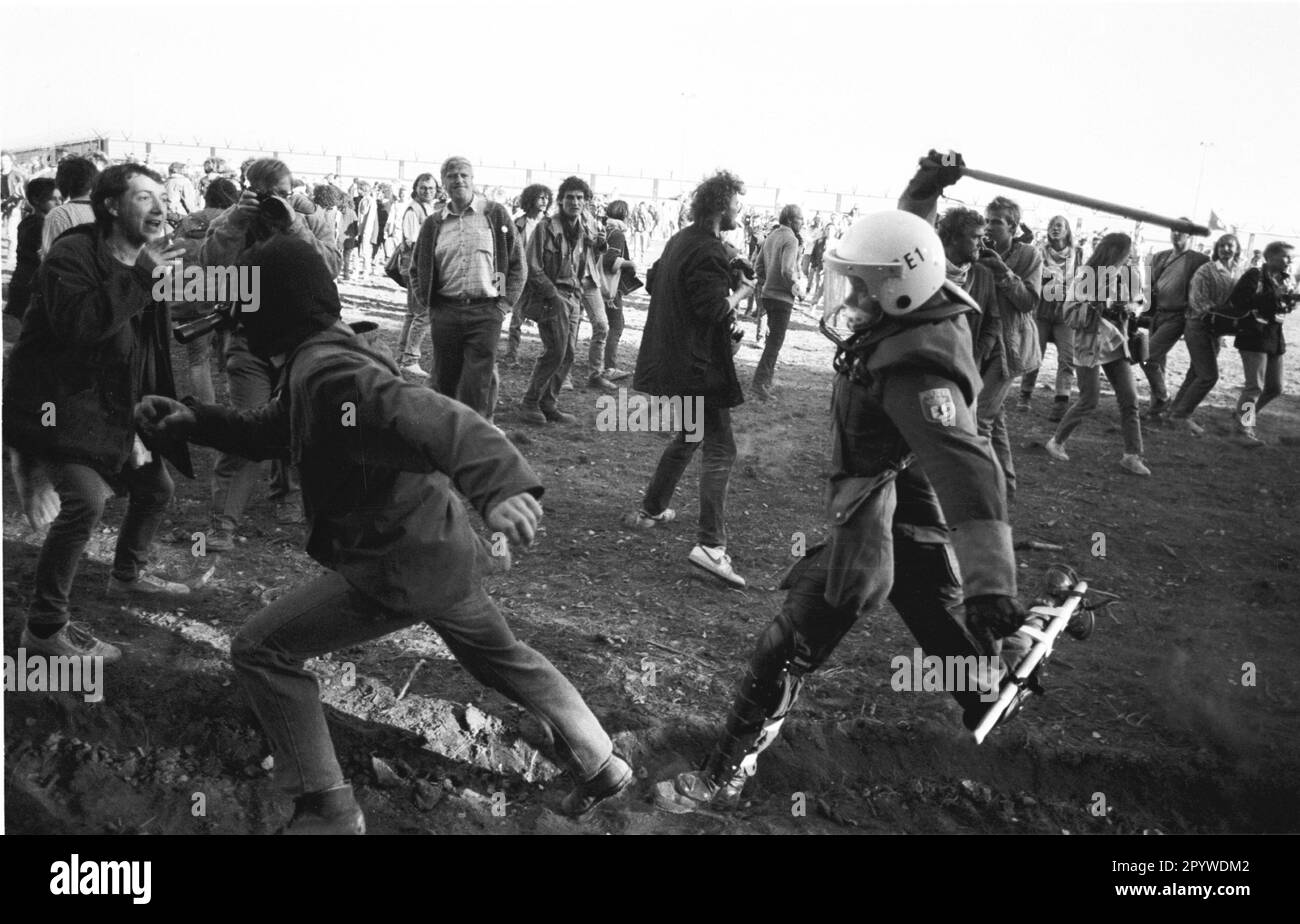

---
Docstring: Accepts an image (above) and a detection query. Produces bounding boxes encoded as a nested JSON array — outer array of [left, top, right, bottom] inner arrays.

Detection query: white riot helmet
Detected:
[[821, 210, 948, 341]]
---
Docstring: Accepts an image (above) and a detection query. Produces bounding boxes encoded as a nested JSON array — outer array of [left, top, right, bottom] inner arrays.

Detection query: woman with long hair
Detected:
[[1018, 214, 1077, 420], [1045, 232, 1152, 475]]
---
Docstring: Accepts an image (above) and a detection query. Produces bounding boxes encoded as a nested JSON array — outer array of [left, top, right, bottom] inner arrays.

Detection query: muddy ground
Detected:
[[4, 262, 1299, 836]]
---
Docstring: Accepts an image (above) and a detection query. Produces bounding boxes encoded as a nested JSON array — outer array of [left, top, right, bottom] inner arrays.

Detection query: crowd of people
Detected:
[[1, 144, 1295, 833]]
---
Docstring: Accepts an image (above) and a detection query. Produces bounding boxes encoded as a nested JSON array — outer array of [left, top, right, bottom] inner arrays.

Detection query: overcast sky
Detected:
[[3, 0, 1297, 232]]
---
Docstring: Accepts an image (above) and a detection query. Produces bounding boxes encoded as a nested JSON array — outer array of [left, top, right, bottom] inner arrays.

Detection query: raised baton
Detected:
[[956, 165, 1210, 236]]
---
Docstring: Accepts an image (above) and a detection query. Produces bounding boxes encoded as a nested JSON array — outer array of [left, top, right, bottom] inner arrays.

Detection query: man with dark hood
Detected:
[[135, 236, 632, 834]]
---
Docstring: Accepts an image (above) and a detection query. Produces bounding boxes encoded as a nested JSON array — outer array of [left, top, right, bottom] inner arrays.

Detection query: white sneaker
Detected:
[[1044, 437, 1070, 462], [1171, 416, 1204, 436], [1119, 453, 1151, 476], [106, 571, 191, 597], [688, 544, 746, 588], [623, 508, 676, 529], [20, 622, 123, 662], [400, 362, 425, 376]]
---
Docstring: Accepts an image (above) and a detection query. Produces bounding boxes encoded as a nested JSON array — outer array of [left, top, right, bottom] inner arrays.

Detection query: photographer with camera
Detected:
[[623, 170, 755, 588], [1228, 240, 1296, 447], [1045, 233, 1152, 475], [198, 157, 342, 550]]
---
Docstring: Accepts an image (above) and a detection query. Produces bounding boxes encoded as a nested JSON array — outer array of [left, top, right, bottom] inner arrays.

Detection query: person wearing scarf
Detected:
[[1018, 215, 1077, 420]]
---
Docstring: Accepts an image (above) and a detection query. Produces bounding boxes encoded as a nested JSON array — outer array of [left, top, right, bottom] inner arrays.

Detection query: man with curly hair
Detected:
[[625, 170, 756, 588], [502, 182, 552, 367]]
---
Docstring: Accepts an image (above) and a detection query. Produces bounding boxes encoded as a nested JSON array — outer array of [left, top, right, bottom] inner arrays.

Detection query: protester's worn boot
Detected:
[[281, 783, 366, 835]]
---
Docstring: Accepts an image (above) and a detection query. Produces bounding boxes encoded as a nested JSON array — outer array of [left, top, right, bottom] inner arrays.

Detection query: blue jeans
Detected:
[[753, 298, 792, 389], [212, 336, 298, 523], [1141, 310, 1186, 404], [1169, 315, 1221, 420], [977, 362, 1017, 499], [1236, 350, 1284, 428], [397, 283, 432, 368], [522, 291, 582, 412], [643, 402, 736, 548], [574, 283, 608, 376], [1020, 316, 1075, 399], [231, 573, 614, 796], [31, 458, 173, 626], [1055, 359, 1143, 455]]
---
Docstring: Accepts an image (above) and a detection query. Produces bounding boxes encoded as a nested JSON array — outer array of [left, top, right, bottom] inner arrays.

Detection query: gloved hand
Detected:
[[902, 149, 966, 201], [966, 594, 1028, 639]]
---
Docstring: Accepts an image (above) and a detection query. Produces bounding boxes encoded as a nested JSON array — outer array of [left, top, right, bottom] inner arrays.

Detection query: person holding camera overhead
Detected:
[[1044, 232, 1152, 476], [198, 158, 342, 550]]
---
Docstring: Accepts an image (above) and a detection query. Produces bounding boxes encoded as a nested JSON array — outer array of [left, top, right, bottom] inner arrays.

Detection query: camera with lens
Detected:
[[728, 255, 757, 291], [174, 303, 239, 344], [255, 192, 294, 232]]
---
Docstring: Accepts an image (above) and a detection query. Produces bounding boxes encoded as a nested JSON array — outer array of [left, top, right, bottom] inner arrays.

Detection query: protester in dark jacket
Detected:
[[1229, 241, 1295, 446], [3, 165, 194, 663], [627, 170, 755, 589], [3, 177, 60, 323], [135, 235, 632, 833]]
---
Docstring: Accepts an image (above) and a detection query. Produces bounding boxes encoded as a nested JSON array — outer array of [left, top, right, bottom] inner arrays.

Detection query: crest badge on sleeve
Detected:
[[919, 387, 957, 427]]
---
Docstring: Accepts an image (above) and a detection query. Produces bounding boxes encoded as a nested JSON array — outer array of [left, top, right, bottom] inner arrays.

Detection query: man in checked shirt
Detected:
[[410, 156, 525, 421]]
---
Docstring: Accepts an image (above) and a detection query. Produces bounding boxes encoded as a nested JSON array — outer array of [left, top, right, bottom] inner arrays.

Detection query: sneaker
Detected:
[[400, 362, 425, 377], [206, 518, 237, 552], [1170, 416, 1204, 436], [588, 374, 617, 392], [653, 769, 744, 814], [1048, 398, 1069, 422], [623, 508, 676, 529], [688, 544, 747, 588], [282, 783, 366, 835], [543, 409, 577, 425], [1015, 392, 1032, 411], [1043, 437, 1070, 462], [751, 383, 776, 402], [518, 405, 548, 426], [560, 755, 633, 820], [1119, 453, 1151, 476], [604, 367, 630, 381], [1237, 427, 1264, 448], [106, 571, 191, 597], [20, 622, 122, 662], [560, 375, 574, 392]]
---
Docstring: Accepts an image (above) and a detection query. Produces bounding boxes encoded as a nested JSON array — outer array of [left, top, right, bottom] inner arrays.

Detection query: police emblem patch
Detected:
[[919, 388, 957, 427]]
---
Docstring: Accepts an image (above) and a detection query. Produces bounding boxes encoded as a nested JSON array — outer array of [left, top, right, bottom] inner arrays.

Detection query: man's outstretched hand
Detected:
[[487, 492, 544, 547], [135, 395, 197, 438], [903, 149, 966, 200]]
